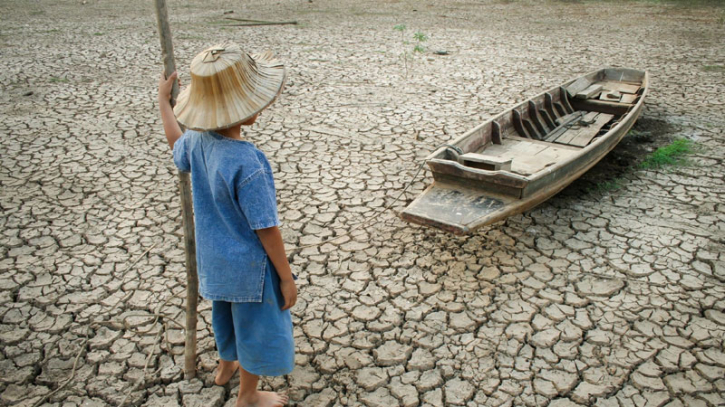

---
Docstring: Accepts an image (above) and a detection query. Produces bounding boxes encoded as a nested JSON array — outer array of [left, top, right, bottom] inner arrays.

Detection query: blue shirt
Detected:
[[173, 130, 280, 302]]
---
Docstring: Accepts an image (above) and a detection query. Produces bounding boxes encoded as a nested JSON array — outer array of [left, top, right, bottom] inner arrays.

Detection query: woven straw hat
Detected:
[[173, 43, 285, 131]]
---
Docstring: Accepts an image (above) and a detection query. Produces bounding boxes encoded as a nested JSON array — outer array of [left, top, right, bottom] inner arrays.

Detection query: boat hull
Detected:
[[401, 68, 648, 234]]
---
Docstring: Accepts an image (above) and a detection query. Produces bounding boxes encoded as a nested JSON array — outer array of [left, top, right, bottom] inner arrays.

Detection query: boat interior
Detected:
[[432, 69, 646, 178]]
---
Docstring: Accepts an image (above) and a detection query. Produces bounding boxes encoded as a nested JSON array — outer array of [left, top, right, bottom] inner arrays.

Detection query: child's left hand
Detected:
[[280, 278, 297, 311], [158, 71, 178, 103]]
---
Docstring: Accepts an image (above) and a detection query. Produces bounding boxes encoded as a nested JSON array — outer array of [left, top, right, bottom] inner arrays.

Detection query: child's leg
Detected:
[[211, 301, 239, 385], [236, 366, 288, 407]]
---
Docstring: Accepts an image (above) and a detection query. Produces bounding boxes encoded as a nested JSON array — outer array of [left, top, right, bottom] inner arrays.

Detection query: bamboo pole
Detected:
[[153, 0, 199, 380]]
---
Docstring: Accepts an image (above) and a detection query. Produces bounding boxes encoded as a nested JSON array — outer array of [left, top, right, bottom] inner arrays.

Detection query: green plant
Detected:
[[393, 25, 430, 77], [394, 24, 408, 78], [639, 138, 693, 169], [413, 32, 428, 53]]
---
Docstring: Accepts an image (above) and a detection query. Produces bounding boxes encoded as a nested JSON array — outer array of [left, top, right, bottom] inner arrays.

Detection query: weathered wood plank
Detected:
[[539, 108, 556, 129], [599, 90, 621, 102], [479, 138, 578, 176], [575, 84, 603, 99], [555, 111, 583, 127], [545, 93, 559, 120], [599, 81, 639, 94], [399, 182, 511, 235], [427, 159, 528, 190], [512, 109, 533, 139], [491, 121, 502, 145], [621, 93, 638, 104], [544, 111, 585, 142], [555, 113, 614, 147], [554, 112, 600, 145], [461, 153, 512, 171], [567, 113, 614, 147], [522, 118, 542, 140], [565, 76, 593, 96], [528, 101, 548, 134], [505, 135, 582, 151], [570, 98, 631, 115], [560, 87, 575, 113], [603, 68, 645, 83]]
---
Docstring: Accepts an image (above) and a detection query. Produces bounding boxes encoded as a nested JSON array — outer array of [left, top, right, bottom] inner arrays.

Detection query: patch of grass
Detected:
[[50, 76, 70, 83], [639, 138, 693, 169], [93, 32, 104, 36], [702, 65, 725, 72]]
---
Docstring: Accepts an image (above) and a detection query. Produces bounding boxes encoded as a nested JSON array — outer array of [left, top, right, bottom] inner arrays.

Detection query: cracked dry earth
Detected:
[[1, 0, 724, 406]]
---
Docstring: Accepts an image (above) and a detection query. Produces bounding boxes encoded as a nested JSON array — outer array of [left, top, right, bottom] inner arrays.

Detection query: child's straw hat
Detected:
[[173, 43, 285, 131]]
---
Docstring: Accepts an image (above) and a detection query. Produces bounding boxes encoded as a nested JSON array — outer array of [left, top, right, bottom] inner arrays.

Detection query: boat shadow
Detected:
[[557, 116, 680, 199]]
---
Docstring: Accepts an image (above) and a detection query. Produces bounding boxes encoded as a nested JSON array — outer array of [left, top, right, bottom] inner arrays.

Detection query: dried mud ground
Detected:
[[1, 0, 725, 406]]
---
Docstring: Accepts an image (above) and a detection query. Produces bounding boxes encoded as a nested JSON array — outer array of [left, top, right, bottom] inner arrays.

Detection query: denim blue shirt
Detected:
[[173, 130, 279, 302]]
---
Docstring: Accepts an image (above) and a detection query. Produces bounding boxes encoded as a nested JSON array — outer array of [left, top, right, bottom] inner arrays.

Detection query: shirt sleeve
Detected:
[[237, 169, 280, 230], [172, 132, 191, 173]]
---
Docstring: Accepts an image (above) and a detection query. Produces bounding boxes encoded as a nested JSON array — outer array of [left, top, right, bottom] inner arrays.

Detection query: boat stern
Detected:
[[399, 182, 513, 234]]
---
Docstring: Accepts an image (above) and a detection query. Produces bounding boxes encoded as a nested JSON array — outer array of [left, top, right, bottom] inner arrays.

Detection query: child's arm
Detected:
[[256, 226, 297, 310], [158, 72, 183, 149]]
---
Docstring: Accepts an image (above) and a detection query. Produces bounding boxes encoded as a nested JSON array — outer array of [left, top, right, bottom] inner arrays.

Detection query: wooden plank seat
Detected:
[[575, 84, 603, 100], [460, 153, 512, 171], [598, 81, 640, 94], [475, 138, 579, 176], [620, 93, 638, 104]]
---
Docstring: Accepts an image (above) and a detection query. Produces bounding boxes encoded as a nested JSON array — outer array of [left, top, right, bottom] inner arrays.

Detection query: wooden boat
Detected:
[[400, 67, 649, 234]]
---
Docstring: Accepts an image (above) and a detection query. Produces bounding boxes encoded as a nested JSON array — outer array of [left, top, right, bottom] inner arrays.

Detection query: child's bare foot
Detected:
[[214, 360, 239, 386], [235, 391, 288, 407]]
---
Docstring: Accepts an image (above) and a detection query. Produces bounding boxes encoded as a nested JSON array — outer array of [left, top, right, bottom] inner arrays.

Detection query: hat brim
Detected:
[[173, 51, 286, 132]]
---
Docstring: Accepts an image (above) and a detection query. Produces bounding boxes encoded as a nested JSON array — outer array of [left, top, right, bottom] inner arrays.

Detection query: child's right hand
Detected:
[[280, 278, 297, 311], [158, 71, 178, 103]]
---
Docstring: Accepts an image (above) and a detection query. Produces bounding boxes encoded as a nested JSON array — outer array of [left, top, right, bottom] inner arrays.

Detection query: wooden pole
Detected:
[[153, 0, 199, 380]]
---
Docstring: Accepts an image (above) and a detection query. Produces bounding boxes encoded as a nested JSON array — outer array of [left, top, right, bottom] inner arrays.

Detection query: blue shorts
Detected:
[[211, 261, 295, 376]]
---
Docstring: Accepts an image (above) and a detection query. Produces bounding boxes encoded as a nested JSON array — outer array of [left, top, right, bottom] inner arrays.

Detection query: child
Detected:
[[157, 43, 296, 407]]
